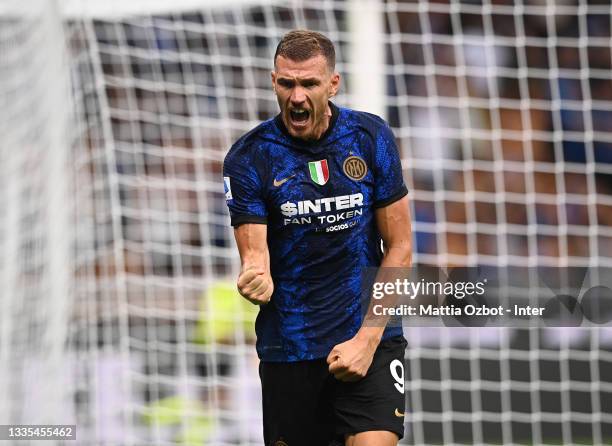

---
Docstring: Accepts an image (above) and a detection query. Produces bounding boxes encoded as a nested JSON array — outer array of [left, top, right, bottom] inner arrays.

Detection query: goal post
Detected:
[[0, 0, 73, 427]]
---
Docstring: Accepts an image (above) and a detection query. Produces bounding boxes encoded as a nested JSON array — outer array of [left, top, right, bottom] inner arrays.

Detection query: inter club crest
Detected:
[[308, 159, 329, 186], [343, 155, 367, 181]]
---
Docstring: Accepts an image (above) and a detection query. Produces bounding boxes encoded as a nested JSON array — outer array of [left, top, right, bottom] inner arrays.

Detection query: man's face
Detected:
[[271, 54, 340, 141]]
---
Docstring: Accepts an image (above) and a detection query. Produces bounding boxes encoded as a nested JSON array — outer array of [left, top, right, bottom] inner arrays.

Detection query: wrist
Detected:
[[356, 326, 384, 348]]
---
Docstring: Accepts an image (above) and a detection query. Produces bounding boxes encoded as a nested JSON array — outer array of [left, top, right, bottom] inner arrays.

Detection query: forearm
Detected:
[[357, 196, 412, 344], [235, 224, 270, 272], [357, 244, 412, 344], [233, 223, 274, 304], [240, 242, 270, 273]]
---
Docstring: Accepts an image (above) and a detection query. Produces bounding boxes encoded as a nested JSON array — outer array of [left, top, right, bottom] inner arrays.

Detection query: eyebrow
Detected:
[[277, 77, 320, 85]]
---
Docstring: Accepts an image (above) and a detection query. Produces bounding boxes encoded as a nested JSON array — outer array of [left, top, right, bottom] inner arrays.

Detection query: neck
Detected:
[[309, 103, 332, 141]]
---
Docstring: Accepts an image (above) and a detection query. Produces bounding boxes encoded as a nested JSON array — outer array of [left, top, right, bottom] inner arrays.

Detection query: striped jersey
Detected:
[[223, 102, 408, 362]]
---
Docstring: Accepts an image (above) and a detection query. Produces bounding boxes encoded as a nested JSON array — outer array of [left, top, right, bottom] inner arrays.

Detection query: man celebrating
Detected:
[[223, 30, 412, 446]]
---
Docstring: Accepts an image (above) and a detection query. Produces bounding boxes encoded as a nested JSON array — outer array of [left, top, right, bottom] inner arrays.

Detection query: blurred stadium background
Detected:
[[1, 0, 611, 444]]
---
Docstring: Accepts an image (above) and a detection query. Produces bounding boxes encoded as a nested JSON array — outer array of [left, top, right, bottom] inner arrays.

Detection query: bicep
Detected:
[[375, 195, 412, 251]]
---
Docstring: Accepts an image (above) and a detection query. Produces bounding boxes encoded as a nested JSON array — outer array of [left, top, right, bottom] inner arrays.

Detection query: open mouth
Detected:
[[289, 109, 310, 125]]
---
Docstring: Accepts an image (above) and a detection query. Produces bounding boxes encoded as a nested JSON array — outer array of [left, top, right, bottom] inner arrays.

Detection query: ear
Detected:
[[271, 70, 276, 92], [329, 72, 340, 97]]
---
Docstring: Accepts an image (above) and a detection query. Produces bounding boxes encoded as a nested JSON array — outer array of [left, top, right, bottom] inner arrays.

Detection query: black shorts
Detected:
[[259, 336, 407, 446]]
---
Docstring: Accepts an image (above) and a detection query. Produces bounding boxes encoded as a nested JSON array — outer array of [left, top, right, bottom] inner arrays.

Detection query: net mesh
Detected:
[[1, 0, 611, 444]]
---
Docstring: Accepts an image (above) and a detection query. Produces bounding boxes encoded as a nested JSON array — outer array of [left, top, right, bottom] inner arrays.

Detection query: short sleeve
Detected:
[[373, 123, 408, 208], [223, 147, 268, 227]]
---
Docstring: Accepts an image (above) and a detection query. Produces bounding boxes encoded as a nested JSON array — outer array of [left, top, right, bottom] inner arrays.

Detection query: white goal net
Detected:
[[1, 0, 611, 444]]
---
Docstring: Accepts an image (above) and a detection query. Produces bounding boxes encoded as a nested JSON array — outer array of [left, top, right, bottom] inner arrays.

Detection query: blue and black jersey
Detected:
[[223, 102, 408, 362]]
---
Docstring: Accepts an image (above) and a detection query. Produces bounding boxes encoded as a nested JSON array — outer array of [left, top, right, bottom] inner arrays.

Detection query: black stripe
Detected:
[[373, 185, 409, 209], [231, 215, 268, 227]]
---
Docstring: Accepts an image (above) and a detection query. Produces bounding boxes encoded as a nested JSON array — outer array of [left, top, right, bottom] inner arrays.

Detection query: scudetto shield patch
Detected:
[[308, 159, 329, 186]]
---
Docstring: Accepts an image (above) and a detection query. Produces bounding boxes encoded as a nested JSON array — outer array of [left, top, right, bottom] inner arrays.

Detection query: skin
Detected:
[[234, 54, 412, 446], [234, 223, 273, 305], [271, 54, 340, 141]]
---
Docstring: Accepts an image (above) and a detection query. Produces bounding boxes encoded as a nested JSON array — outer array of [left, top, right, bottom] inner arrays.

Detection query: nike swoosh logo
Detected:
[[273, 174, 296, 187], [394, 408, 405, 417]]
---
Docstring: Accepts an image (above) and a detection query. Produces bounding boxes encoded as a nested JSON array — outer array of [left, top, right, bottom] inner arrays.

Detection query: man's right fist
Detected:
[[237, 267, 274, 305]]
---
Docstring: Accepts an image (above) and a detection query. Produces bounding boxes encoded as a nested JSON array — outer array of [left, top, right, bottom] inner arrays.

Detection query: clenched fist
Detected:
[[327, 333, 378, 382], [237, 267, 274, 305]]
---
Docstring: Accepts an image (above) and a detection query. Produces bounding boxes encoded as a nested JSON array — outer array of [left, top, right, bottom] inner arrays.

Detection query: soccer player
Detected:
[[223, 30, 412, 446]]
